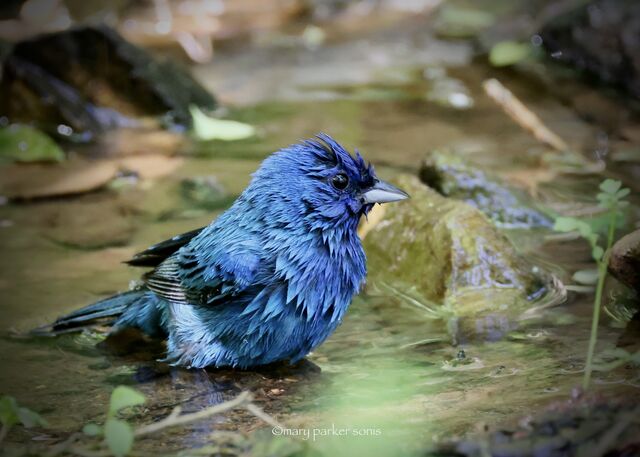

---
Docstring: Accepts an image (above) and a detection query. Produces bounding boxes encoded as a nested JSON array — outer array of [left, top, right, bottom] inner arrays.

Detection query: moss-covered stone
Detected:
[[419, 150, 551, 229], [363, 175, 555, 316]]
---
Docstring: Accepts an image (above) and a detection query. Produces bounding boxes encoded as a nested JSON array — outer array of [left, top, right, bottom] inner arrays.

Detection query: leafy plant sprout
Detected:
[[553, 179, 630, 390], [0, 387, 277, 457]]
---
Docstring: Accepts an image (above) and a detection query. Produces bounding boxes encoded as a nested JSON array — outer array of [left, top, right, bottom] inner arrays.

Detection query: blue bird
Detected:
[[49, 134, 408, 368]]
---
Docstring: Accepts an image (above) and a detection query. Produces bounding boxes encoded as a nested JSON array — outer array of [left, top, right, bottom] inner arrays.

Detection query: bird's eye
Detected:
[[331, 173, 349, 190]]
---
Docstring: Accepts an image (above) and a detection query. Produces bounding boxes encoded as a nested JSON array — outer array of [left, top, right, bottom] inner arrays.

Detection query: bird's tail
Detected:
[[32, 290, 167, 337]]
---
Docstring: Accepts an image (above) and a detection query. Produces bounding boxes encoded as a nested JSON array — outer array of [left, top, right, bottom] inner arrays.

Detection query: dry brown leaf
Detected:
[[116, 155, 184, 180], [0, 160, 118, 200], [0, 152, 183, 200], [98, 129, 185, 157], [501, 167, 557, 197]]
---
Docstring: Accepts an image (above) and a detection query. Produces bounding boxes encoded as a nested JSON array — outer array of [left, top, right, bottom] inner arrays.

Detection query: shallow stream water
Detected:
[[1, 17, 639, 456]]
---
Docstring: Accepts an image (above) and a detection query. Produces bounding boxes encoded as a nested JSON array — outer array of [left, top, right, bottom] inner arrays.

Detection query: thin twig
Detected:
[[134, 391, 252, 437], [166, 406, 182, 422], [400, 337, 443, 349], [379, 282, 443, 318], [483, 78, 569, 152], [244, 403, 282, 429], [44, 432, 82, 457]]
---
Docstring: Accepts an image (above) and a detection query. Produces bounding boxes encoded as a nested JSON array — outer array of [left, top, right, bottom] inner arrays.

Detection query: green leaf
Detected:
[[109, 386, 145, 417], [616, 188, 630, 199], [0, 125, 65, 164], [104, 419, 134, 457], [190, 105, 255, 141], [596, 191, 613, 208], [612, 148, 640, 162], [435, 6, 494, 38], [592, 245, 604, 261], [0, 396, 19, 427], [82, 423, 102, 436], [576, 221, 595, 240], [17, 407, 48, 428], [583, 211, 626, 235], [572, 269, 599, 285], [599, 179, 621, 195], [553, 217, 580, 232], [489, 41, 531, 67]]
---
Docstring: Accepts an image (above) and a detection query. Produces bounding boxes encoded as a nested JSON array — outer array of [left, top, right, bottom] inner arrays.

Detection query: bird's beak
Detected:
[[360, 179, 409, 204]]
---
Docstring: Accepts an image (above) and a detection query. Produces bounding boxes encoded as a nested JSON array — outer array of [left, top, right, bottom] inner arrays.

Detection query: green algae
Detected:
[[364, 175, 557, 318]]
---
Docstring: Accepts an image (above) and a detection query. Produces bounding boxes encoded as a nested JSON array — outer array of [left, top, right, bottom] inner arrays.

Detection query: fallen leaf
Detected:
[[502, 167, 557, 197], [572, 269, 599, 285], [435, 6, 494, 38], [116, 155, 184, 179], [0, 152, 183, 200], [0, 160, 117, 200], [489, 41, 531, 67], [0, 125, 65, 164], [190, 105, 255, 141], [98, 128, 185, 157]]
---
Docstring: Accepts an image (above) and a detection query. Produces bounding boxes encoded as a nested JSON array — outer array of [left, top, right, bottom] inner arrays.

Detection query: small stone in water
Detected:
[[448, 92, 473, 109], [56, 124, 73, 136], [181, 176, 228, 209], [426, 74, 474, 110]]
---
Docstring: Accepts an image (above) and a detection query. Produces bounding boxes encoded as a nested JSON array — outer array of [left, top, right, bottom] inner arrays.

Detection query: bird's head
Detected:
[[250, 134, 408, 232]]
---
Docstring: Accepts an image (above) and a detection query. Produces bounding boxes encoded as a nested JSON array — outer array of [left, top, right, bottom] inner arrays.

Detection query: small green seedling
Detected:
[[0, 395, 49, 444], [81, 385, 145, 457], [0, 386, 257, 457], [554, 179, 630, 389]]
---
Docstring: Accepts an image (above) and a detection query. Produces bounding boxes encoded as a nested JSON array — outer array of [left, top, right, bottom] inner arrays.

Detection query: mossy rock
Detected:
[[419, 150, 551, 229], [364, 175, 556, 316]]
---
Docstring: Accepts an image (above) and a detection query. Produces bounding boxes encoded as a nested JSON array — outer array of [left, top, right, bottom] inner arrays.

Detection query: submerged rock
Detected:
[[0, 26, 216, 139], [424, 68, 474, 110], [419, 151, 551, 229], [609, 229, 640, 293], [43, 197, 138, 250], [433, 396, 640, 457], [363, 175, 557, 316], [540, 0, 640, 100], [181, 176, 229, 210]]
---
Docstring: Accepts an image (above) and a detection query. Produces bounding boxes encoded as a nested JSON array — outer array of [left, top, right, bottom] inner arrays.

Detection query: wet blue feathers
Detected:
[[59, 134, 379, 369]]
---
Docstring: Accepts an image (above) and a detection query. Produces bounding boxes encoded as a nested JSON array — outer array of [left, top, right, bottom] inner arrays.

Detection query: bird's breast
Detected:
[[271, 228, 366, 323]]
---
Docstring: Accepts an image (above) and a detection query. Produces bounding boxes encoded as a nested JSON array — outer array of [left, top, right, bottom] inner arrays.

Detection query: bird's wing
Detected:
[[143, 237, 263, 307], [125, 227, 206, 267]]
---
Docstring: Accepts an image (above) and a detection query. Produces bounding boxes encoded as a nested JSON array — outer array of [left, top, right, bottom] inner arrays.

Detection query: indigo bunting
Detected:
[[51, 134, 408, 368]]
